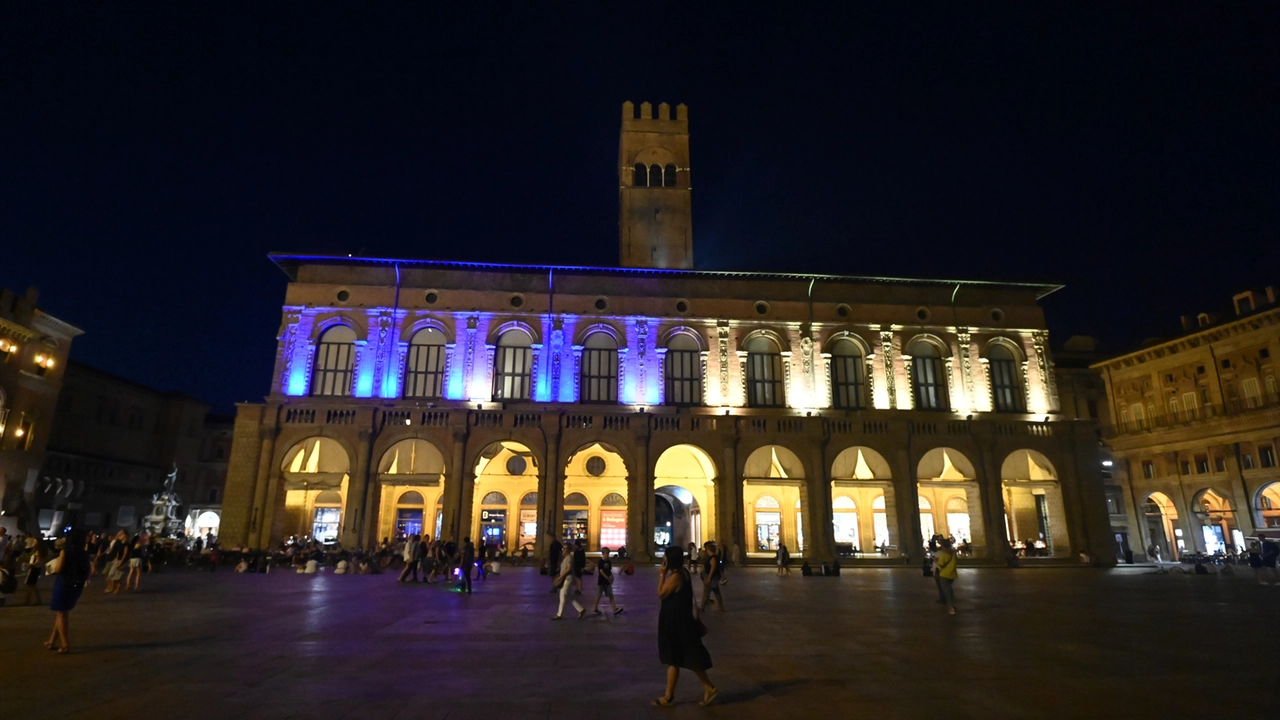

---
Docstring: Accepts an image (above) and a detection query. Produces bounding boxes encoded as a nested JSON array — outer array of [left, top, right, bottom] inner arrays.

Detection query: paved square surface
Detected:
[[2, 563, 1277, 719]]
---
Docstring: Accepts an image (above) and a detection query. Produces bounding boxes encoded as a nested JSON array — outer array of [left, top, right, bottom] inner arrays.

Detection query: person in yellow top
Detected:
[[932, 538, 958, 615]]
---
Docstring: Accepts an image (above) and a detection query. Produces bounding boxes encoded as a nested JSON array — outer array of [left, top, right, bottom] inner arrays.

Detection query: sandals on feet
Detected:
[[700, 687, 719, 706], [42, 641, 56, 651], [652, 696, 675, 707]]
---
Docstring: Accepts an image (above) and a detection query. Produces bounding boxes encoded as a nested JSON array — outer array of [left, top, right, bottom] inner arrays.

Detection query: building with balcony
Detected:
[[219, 102, 1112, 565], [1093, 287, 1280, 560], [0, 287, 82, 534]]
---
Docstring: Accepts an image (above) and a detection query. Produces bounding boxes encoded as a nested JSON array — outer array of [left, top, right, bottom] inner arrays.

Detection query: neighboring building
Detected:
[[1093, 288, 1280, 561], [37, 361, 211, 536], [0, 287, 82, 534], [188, 415, 233, 538], [220, 102, 1113, 565]]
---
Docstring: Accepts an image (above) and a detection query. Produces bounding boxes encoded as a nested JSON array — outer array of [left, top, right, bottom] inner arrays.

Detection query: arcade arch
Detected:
[[654, 444, 717, 550], [1000, 449, 1068, 557], [471, 441, 538, 553], [564, 443, 629, 551], [1143, 492, 1181, 561], [1192, 488, 1242, 554], [1256, 482, 1280, 530], [375, 438, 447, 542], [743, 445, 807, 557], [917, 447, 984, 555], [830, 446, 896, 556], [280, 437, 351, 543]]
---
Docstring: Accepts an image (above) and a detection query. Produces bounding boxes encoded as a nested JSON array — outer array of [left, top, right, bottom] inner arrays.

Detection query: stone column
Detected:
[[808, 438, 835, 562], [718, 430, 742, 564], [629, 422, 653, 562], [249, 425, 279, 549], [442, 424, 469, 542], [891, 445, 920, 563], [974, 433, 1011, 564], [537, 418, 563, 559], [342, 425, 374, 549]]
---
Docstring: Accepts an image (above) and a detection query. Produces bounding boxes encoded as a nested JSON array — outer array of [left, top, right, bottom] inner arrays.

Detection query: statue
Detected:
[[143, 464, 184, 536]]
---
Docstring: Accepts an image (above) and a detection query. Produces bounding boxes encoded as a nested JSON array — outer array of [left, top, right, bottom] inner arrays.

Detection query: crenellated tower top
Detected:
[[618, 101, 692, 269]]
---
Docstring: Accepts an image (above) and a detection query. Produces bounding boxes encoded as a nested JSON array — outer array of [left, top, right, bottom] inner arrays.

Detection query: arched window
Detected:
[[520, 492, 538, 506], [481, 491, 507, 506], [908, 340, 948, 411], [988, 344, 1023, 413], [663, 163, 677, 187], [565, 492, 590, 507], [601, 492, 627, 506], [755, 494, 781, 509], [829, 339, 866, 410], [580, 332, 618, 403], [634, 163, 648, 187], [665, 333, 703, 405], [650, 164, 663, 187], [404, 328, 446, 399], [746, 336, 785, 408], [397, 491, 424, 505], [493, 329, 533, 401], [312, 325, 357, 397]]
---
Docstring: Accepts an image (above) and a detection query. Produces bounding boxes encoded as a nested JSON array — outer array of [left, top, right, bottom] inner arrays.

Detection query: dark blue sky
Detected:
[[3, 4, 1277, 412]]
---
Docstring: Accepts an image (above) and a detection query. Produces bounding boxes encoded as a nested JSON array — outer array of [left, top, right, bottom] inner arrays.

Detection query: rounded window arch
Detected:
[[754, 494, 781, 509], [633, 162, 648, 187], [829, 338, 867, 410], [907, 338, 949, 411], [494, 328, 533, 400], [404, 327, 447, 399], [314, 490, 342, 506], [663, 163, 677, 187], [397, 491, 425, 505], [601, 492, 627, 506], [665, 331, 704, 406], [833, 495, 856, 510], [745, 335, 785, 408], [312, 324, 357, 397], [581, 332, 619, 403], [480, 491, 508, 506], [520, 491, 538, 506], [985, 341, 1025, 413], [565, 492, 590, 507], [649, 163, 663, 186]]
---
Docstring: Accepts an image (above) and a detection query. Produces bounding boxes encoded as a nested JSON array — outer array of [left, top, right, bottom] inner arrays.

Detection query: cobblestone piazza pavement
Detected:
[[2, 564, 1277, 719]]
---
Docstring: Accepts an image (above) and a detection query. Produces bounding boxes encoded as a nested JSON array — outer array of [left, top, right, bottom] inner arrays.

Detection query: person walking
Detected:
[[125, 535, 145, 592], [551, 545, 584, 620], [546, 534, 563, 593], [654, 545, 717, 707], [45, 529, 91, 654], [776, 542, 791, 576], [104, 530, 127, 594], [697, 541, 724, 614], [592, 547, 623, 616], [572, 539, 587, 594], [459, 537, 475, 594], [398, 534, 420, 583], [933, 537, 959, 614]]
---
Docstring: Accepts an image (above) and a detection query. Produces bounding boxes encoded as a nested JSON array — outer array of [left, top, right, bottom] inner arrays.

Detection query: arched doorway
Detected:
[[376, 438, 446, 542], [280, 437, 351, 544], [186, 510, 221, 538], [1192, 488, 1242, 553], [1143, 492, 1181, 561], [743, 445, 807, 558], [1000, 449, 1069, 557], [564, 443, 628, 551], [1256, 482, 1280, 530], [830, 446, 895, 556], [472, 441, 537, 554], [917, 447, 984, 555], [654, 444, 717, 550]]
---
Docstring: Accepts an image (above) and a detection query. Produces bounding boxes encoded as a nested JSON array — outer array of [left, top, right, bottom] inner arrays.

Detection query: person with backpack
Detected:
[[45, 529, 91, 654]]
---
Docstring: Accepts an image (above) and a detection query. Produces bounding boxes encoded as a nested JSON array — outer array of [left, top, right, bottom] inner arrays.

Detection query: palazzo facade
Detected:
[[220, 102, 1112, 565]]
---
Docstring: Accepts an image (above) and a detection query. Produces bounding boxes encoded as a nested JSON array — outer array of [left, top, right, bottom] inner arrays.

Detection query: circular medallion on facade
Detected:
[[915, 307, 931, 322], [510, 294, 525, 308], [585, 456, 606, 476], [336, 290, 350, 302], [425, 291, 439, 304], [505, 455, 527, 476], [755, 301, 770, 316]]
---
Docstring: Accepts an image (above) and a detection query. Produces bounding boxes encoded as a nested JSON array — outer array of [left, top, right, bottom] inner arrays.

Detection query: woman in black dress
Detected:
[[45, 529, 91, 654], [655, 545, 717, 707]]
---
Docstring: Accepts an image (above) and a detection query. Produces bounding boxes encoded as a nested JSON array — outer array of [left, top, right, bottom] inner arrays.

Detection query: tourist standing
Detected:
[[551, 546, 584, 619], [398, 534, 419, 582], [0, 526, 10, 563], [547, 534, 563, 593], [45, 529, 90, 654], [104, 530, 127, 594], [698, 541, 724, 614], [933, 537, 958, 614], [776, 542, 791, 576], [592, 547, 623, 616], [125, 535, 145, 591], [655, 545, 717, 707], [459, 537, 475, 594], [22, 537, 45, 606]]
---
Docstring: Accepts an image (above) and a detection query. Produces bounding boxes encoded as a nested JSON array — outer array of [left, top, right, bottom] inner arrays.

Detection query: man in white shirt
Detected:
[[551, 551, 584, 620]]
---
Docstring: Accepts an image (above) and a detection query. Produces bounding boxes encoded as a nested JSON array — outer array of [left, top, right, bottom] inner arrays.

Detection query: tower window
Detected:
[[404, 328, 446, 399], [493, 329, 533, 401], [829, 339, 866, 410], [650, 164, 663, 187], [663, 164, 677, 187], [987, 344, 1024, 413], [580, 332, 619, 403], [633, 163, 647, 187], [664, 333, 702, 406], [746, 336, 785, 408], [908, 340, 948, 411], [312, 325, 357, 397]]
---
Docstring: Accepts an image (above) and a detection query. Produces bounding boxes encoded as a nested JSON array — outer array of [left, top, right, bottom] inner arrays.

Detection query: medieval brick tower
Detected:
[[618, 101, 693, 269]]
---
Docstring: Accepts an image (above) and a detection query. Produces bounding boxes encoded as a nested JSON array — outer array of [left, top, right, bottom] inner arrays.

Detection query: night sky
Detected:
[[3, 4, 1277, 413]]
